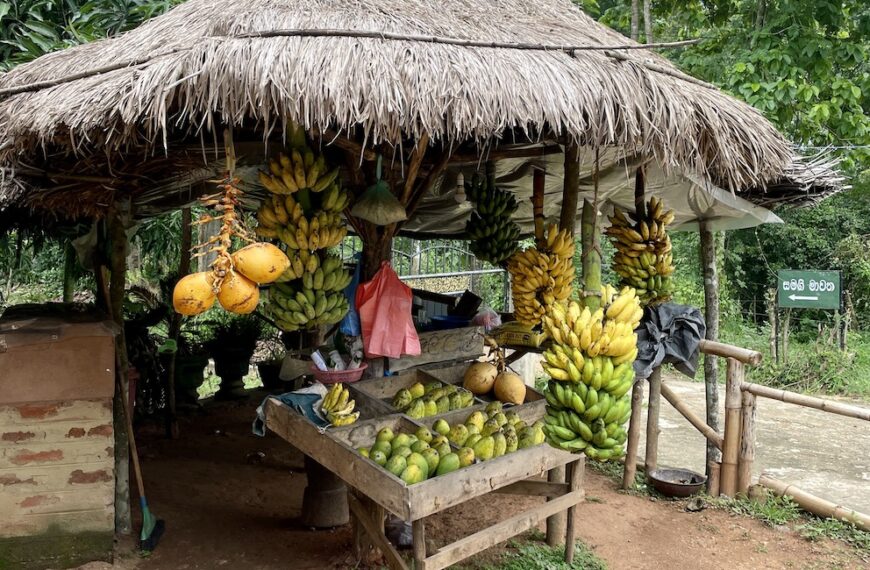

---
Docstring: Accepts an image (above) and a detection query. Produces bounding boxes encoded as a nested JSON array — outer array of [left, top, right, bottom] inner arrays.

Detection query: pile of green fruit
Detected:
[[358, 402, 546, 485], [392, 379, 475, 419], [432, 401, 545, 461]]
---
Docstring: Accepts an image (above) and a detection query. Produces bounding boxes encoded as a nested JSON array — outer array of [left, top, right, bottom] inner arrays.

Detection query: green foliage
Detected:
[[797, 517, 870, 553], [719, 493, 803, 526], [0, 0, 181, 71], [480, 538, 608, 570]]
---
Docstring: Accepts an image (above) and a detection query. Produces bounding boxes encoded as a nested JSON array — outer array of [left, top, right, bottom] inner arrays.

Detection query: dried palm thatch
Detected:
[[0, 0, 799, 196]]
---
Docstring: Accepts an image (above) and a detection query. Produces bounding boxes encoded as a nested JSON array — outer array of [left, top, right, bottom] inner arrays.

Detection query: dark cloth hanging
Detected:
[[634, 302, 706, 380]]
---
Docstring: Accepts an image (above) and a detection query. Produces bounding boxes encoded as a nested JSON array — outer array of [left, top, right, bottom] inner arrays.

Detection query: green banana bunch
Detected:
[[540, 287, 643, 460], [605, 196, 676, 306], [321, 383, 360, 426], [463, 173, 521, 265], [268, 280, 350, 332]]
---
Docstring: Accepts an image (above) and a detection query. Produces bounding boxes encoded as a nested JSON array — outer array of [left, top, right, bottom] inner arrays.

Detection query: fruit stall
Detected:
[[0, 0, 845, 566]]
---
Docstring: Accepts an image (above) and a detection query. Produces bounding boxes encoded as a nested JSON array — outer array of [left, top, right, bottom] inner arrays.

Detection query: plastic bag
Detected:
[[471, 306, 502, 332], [356, 262, 421, 359], [339, 253, 363, 336]]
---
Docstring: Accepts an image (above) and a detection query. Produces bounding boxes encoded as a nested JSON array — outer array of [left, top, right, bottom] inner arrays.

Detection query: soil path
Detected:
[[77, 391, 864, 570], [643, 375, 870, 514]]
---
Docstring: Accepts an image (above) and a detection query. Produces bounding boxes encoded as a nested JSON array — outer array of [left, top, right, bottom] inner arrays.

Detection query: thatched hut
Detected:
[[0, 0, 845, 554]]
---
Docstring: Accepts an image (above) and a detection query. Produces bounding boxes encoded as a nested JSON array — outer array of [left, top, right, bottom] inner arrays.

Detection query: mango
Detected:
[[448, 424, 469, 447], [410, 440, 430, 454], [481, 418, 501, 437], [485, 401, 503, 416], [407, 452, 429, 479], [433, 419, 451, 436], [472, 435, 495, 461], [376, 428, 395, 443], [408, 382, 426, 399], [428, 387, 445, 401], [424, 399, 438, 417], [372, 440, 391, 457], [442, 384, 458, 395], [422, 448, 440, 473], [465, 411, 486, 432], [430, 434, 448, 447], [407, 399, 426, 419], [393, 389, 413, 410], [393, 433, 412, 449], [435, 442, 452, 457], [465, 434, 482, 448], [424, 381, 443, 394], [385, 455, 407, 476], [400, 464, 425, 485], [358, 447, 370, 458], [505, 411, 521, 426], [392, 446, 412, 459], [415, 427, 433, 444], [505, 431, 518, 453], [493, 433, 507, 457], [459, 389, 475, 407], [370, 450, 388, 466], [466, 423, 481, 436], [449, 393, 463, 410], [458, 447, 475, 467], [493, 412, 508, 427], [436, 396, 450, 413], [436, 452, 461, 476]]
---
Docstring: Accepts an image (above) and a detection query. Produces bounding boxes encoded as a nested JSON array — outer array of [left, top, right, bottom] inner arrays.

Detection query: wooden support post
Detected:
[[413, 518, 427, 570], [699, 222, 721, 477], [559, 141, 580, 234], [622, 378, 644, 489], [62, 239, 76, 302], [532, 168, 546, 247], [782, 307, 791, 364], [545, 467, 566, 547], [737, 390, 756, 494], [660, 382, 723, 450], [108, 201, 132, 535], [707, 461, 721, 496], [644, 367, 662, 474], [580, 150, 602, 311], [720, 358, 744, 496], [563, 458, 585, 564], [766, 289, 778, 363]]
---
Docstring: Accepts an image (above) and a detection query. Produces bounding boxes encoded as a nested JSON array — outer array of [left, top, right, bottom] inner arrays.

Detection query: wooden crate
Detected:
[[345, 384, 394, 422], [265, 399, 576, 521], [414, 398, 546, 433], [331, 414, 423, 450], [423, 363, 547, 414], [386, 326, 485, 373]]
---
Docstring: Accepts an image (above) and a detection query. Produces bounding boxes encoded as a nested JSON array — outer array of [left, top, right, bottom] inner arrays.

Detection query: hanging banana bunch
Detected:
[[463, 174, 521, 265], [506, 223, 575, 327], [540, 285, 643, 461], [253, 123, 352, 332], [606, 196, 676, 306]]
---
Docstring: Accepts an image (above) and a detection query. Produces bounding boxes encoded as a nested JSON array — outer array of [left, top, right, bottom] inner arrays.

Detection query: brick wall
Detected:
[[0, 399, 114, 568]]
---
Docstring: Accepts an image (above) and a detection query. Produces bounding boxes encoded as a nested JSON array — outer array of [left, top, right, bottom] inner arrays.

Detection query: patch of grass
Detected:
[[586, 460, 653, 496], [717, 494, 802, 526], [798, 517, 870, 554], [481, 539, 608, 570]]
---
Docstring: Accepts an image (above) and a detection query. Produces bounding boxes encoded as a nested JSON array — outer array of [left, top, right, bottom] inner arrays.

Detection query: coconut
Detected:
[[494, 371, 526, 405], [173, 272, 216, 316], [217, 271, 260, 314], [463, 362, 498, 395], [231, 243, 290, 284]]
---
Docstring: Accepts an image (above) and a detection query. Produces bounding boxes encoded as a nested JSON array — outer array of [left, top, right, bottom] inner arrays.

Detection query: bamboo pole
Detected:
[[660, 382, 723, 450], [720, 358, 744, 496], [644, 367, 662, 473], [742, 382, 870, 421], [737, 391, 756, 494], [622, 378, 644, 489], [707, 461, 721, 496], [580, 150, 602, 311], [758, 475, 870, 532], [545, 467, 567, 547], [532, 168, 546, 247], [699, 339, 762, 366], [699, 221, 721, 477], [559, 142, 580, 234]]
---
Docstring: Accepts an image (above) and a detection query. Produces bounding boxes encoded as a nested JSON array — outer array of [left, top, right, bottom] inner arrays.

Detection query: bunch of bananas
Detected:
[[320, 383, 359, 426], [268, 278, 351, 331], [463, 174, 521, 265], [606, 196, 676, 306], [506, 224, 575, 327], [256, 193, 348, 251], [540, 286, 643, 460], [256, 125, 341, 196]]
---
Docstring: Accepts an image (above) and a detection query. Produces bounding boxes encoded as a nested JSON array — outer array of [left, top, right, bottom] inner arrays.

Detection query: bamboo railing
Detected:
[[628, 338, 870, 531]]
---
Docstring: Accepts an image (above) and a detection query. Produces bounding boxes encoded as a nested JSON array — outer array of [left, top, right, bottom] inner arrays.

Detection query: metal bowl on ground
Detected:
[[648, 468, 707, 497]]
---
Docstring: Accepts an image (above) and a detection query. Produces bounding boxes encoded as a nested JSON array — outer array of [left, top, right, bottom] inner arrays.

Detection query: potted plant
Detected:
[[205, 314, 263, 400]]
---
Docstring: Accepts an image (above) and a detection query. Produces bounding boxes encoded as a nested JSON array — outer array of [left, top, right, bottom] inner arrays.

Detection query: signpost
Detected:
[[776, 270, 841, 310]]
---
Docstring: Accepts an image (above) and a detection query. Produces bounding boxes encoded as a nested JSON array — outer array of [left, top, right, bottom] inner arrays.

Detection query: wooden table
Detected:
[[265, 399, 585, 570]]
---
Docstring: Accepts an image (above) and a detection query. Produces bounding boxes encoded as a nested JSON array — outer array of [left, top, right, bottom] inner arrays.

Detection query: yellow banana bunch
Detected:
[[506, 224, 575, 327], [257, 142, 341, 196], [606, 196, 675, 306], [321, 384, 359, 426], [273, 210, 348, 252], [540, 286, 641, 460]]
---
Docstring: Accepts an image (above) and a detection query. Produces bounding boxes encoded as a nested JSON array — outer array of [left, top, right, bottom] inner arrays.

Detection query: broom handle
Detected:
[[117, 357, 147, 502]]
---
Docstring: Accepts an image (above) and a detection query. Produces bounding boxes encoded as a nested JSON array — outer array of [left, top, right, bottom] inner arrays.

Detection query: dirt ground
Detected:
[[79, 390, 864, 570]]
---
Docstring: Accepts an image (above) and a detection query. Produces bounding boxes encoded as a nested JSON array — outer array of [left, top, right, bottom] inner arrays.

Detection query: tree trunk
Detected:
[[108, 202, 132, 535], [699, 223, 721, 476], [643, 0, 653, 44], [165, 207, 191, 439], [362, 231, 393, 281], [62, 240, 77, 302], [631, 0, 640, 41]]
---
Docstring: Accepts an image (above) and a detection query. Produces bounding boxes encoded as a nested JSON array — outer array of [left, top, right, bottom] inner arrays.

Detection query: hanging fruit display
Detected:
[[254, 124, 353, 331], [540, 286, 643, 461], [606, 196, 676, 306], [463, 174, 521, 265], [172, 168, 290, 317], [506, 223, 575, 327]]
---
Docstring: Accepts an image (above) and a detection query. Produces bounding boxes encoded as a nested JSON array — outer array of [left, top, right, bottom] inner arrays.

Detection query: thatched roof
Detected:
[[0, 0, 845, 231]]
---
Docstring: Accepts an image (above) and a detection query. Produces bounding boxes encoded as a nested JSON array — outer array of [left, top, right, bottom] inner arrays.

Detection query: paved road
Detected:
[[637, 377, 870, 514]]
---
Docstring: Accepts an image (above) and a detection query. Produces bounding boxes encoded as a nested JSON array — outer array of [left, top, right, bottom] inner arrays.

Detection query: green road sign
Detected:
[[777, 270, 841, 309]]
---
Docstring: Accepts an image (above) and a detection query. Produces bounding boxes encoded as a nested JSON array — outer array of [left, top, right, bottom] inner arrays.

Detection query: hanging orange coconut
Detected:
[[217, 270, 260, 314], [173, 272, 217, 316], [231, 242, 290, 284]]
